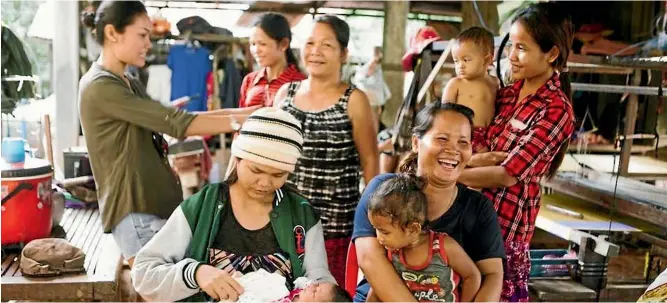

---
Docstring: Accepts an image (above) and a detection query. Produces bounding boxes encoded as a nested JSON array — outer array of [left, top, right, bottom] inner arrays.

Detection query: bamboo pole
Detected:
[[44, 114, 54, 167]]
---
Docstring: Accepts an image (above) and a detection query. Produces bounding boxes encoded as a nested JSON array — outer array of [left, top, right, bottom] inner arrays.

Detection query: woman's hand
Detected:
[[194, 265, 244, 302], [467, 152, 509, 168], [172, 155, 200, 173], [378, 138, 393, 153]]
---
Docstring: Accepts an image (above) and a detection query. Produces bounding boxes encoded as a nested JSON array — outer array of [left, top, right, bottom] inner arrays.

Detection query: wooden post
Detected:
[[53, 1, 80, 179], [43, 114, 54, 167], [379, 1, 409, 128], [415, 40, 454, 104], [461, 1, 500, 34], [619, 70, 642, 176]]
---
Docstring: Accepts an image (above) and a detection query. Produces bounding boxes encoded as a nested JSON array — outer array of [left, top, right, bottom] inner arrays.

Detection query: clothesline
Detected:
[[150, 33, 247, 44]]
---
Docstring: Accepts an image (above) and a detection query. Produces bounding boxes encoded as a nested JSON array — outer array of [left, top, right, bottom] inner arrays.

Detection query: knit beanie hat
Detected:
[[230, 108, 303, 173]]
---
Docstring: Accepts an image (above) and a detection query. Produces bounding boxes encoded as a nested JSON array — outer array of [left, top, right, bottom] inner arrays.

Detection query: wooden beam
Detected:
[[0, 278, 95, 301], [650, 244, 667, 259], [637, 233, 667, 250], [619, 71, 642, 176], [411, 2, 461, 17], [416, 40, 454, 104], [461, 1, 499, 34], [321, 1, 461, 16], [568, 54, 667, 71], [379, 1, 409, 128], [571, 83, 665, 96], [244, 6, 311, 14], [322, 1, 384, 10], [567, 62, 634, 75], [529, 280, 597, 302]]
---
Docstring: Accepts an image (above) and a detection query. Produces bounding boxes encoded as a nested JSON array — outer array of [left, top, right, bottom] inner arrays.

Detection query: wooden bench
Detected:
[[1, 207, 123, 301], [529, 278, 598, 302]]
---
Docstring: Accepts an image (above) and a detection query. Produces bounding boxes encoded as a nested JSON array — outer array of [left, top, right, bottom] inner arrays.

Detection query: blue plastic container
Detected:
[[2, 138, 26, 163], [529, 249, 578, 278]]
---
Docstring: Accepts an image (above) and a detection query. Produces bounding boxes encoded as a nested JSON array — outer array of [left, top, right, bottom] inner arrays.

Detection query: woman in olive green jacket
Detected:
[[78, 0, 257, 267]]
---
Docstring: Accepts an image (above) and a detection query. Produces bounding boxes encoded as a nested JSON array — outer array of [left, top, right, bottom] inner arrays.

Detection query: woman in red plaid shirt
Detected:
[[239, 13, 306, 108], [458, 3, 576, 302]]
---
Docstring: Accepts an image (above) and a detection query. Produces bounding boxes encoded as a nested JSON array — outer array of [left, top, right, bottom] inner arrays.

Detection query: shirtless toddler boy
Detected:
[[443, 26, 497, 153]]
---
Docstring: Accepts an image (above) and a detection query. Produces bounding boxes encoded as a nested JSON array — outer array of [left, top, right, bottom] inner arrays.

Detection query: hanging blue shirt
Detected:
[[168, 44, 211, 112]]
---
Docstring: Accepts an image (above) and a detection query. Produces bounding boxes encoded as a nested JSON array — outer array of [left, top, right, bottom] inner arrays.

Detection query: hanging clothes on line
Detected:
[[146, 65, 172, 106], [168, 43, 211, 112], [218, 58, 242, 109]]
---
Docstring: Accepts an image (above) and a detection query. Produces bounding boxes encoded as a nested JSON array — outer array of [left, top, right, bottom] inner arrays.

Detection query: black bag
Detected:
[[2, 26, 36, 114]]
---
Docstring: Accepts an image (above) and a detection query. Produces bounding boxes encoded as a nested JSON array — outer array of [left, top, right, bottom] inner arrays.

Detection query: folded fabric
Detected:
[[233, 269, 290, 303]]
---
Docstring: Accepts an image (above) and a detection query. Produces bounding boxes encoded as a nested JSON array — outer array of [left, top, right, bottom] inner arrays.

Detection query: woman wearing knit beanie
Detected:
[[130, 108, 336, 302]]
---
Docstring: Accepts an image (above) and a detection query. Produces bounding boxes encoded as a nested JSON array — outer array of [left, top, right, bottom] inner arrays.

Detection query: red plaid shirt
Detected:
[[482, 73, 575, 244], [239, 64, 305, 108]]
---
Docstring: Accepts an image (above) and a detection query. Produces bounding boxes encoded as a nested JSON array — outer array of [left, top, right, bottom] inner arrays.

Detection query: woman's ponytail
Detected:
[[559, 71, 572, 101], [285, 49, 299, 67], [399, 152, 419, 175]]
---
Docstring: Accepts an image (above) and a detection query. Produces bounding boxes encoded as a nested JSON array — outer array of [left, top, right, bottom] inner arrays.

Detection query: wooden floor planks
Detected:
[[1, 207, 122, 301]]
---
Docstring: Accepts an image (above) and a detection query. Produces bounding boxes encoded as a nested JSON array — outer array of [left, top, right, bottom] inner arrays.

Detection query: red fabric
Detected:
[[472, 126, 489, 153], [206, 72, 214, 111], [402, 26, 442, 72], [275, 288, 303, 303], [206, 72, 214, 99], [344, 242, 358, 298], [482, 73, 575, 244], [199, 73, 213, 141], [325, 237, 351, 286], [239, 64, 305, 108]]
